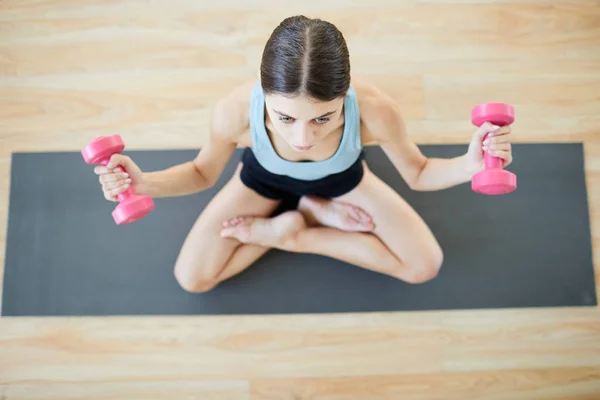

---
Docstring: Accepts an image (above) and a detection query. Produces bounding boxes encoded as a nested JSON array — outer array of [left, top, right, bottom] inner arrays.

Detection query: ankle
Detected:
[[276, 211, 308, 251]]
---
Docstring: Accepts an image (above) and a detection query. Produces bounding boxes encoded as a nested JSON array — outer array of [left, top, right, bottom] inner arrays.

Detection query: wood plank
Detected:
[[1, 309, 599, 385], [441, 307, 600, 371], [2, 381, 249, 400], [424, 73, 600, 121], [0, 312, 443, 383], [250, 368, 600, 400]]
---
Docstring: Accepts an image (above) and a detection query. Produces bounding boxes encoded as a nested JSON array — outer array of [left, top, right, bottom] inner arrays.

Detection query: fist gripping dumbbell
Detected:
[[82, 135, 155, 224], [471, 102, 517, 195]]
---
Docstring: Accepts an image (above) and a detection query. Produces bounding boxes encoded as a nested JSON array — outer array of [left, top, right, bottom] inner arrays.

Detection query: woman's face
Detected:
[[264, 93, 345, 152]]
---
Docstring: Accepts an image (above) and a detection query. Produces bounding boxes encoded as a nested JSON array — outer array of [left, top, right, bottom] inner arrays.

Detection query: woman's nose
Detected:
[[294, 124, 314, 145]]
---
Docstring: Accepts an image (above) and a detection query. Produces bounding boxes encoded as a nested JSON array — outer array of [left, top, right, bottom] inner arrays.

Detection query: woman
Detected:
[[94, 16, 513, 293]]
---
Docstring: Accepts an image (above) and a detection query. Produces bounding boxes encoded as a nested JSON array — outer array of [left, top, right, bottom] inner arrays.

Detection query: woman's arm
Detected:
[[360, 86, 512, 191], [142, 138, 237, 198], [373, 103, 473, 191], [141, 85, 250, 198]]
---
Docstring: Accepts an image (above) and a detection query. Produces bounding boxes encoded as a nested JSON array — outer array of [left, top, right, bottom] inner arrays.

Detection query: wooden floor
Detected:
[[1, 0, 600, 398]]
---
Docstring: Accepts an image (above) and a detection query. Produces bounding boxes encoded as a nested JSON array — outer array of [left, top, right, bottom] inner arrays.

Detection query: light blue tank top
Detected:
[[249, 81, 362, 181]]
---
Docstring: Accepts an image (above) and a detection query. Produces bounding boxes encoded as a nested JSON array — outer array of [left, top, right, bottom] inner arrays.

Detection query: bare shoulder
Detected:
[[210, 80, 256, 144], [351, 77, 406, 144]]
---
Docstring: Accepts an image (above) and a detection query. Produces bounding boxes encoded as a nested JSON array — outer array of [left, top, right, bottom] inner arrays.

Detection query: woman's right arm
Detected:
[[142, 129, 238, 198], [96, 85, 249, 201]]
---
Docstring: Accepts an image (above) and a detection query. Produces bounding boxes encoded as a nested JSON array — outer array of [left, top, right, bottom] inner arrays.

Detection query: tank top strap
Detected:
[[341, 82, 362, 151], [250, 81, 268, 152]]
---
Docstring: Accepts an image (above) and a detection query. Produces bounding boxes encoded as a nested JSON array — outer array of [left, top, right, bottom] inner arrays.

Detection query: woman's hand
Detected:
[[94, 154, 147, 201], [466, 122, 513, 174]]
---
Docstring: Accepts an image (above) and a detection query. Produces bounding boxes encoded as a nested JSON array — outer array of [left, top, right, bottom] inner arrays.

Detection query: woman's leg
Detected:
[[221, 162, 443, 284], [173, 164, 283, 293]]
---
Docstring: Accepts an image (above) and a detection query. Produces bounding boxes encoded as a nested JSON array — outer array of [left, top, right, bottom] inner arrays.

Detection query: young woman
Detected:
[[94, 16, 513, 293]]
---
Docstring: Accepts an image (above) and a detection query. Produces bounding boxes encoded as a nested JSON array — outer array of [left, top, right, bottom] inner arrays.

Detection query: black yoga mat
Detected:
[[2, 144, 596, 316]]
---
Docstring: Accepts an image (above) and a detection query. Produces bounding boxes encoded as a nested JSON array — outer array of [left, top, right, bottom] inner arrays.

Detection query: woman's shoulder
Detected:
[[209, 79, 257, 144], [351, 77, 405, 144]]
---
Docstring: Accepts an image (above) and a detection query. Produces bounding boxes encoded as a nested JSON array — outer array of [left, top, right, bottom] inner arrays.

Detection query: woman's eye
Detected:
[[279, 117, 294, 123], [315, 117, 330, 124]]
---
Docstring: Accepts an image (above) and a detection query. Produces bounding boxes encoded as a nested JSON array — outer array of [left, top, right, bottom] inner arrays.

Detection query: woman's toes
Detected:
[[220, 218, 254, 241], [222, 215, 252, 228], [353, 205, 372, 222]]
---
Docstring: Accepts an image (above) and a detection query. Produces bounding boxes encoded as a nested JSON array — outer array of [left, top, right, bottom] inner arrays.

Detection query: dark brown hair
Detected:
[[260, 16, 350, 102]]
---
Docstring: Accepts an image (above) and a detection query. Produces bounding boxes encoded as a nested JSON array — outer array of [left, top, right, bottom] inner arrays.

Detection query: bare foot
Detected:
[[220, 211, 306, 249], [298, 195, 375, 232]]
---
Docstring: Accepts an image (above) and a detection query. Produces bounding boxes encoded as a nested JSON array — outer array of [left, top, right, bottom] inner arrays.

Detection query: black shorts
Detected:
[[240, 147, 365, 203]]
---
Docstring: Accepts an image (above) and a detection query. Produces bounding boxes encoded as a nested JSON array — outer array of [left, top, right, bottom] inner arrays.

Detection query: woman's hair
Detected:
[[260, 15, 350, 102]]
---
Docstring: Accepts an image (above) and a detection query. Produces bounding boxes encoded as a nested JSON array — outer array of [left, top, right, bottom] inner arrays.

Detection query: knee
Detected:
[[402, 245, 444, 284], [174, 267, 218, 293]]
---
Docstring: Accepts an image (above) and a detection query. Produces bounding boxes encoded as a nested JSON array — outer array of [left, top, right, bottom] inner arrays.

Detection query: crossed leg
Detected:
[[173, 164, 280, 293], [306, 161, 443, 283], [175, 160, 443, 293], [220, 161, 444, 285], [174, 162, 378, 292]]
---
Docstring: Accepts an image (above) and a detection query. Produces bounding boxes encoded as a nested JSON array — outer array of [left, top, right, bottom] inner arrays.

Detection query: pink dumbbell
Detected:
[[471, 102, 517, 195], [82, 135, 155, 224]]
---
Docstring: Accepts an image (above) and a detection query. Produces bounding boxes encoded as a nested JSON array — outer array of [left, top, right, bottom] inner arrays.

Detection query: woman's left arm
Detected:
[[364, 93, 513, 191]]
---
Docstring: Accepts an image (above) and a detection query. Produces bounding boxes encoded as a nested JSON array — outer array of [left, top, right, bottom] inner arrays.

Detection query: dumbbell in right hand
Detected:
[[82, 135, 155, 224]]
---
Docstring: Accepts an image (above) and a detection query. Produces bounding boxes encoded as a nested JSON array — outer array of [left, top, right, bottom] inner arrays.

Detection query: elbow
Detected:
[[407, 175, 424, 191], [407, 178, 421, 191], [204, 175, 218, 189], [192, 162, 217, 190], [405, 159, 428, 191]]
